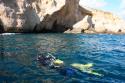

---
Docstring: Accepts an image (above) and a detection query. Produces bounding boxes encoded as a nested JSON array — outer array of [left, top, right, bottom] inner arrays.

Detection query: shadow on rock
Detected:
[[34, 0, 93, 33]]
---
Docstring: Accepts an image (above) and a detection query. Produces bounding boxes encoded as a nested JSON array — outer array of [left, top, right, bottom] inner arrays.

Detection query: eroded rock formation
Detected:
[[89, 9, 125, 34], [0, 0, 125, 33]]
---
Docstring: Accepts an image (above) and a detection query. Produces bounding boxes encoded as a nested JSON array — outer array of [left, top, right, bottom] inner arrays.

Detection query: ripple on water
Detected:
[[0, 34, 125, 83]]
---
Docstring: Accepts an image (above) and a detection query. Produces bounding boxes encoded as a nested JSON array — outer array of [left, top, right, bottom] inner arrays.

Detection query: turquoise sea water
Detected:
[[0, 33, 125, 83]]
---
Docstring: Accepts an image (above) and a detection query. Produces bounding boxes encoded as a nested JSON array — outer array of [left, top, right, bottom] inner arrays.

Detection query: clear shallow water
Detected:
[[0, 33, 125, 83]]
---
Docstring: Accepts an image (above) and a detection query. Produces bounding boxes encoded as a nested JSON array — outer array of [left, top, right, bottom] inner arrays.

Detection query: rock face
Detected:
[[0, 0, 40, 32], [89, 9, 125, 34], [0, 0, 125, 33]]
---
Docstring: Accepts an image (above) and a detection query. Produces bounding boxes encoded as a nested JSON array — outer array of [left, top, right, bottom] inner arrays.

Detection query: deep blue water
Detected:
[[0, 33, 125, 83]]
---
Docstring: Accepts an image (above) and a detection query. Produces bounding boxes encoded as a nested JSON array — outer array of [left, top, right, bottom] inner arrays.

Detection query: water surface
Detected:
[[0, 33, 125, 83]]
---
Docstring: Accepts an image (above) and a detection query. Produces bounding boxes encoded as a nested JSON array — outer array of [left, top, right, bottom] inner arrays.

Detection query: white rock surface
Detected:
[[0, 0, 125, 33]]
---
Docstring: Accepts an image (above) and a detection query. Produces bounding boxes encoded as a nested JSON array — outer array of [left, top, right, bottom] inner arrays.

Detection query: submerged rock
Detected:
[[0, 0, 125, 33]]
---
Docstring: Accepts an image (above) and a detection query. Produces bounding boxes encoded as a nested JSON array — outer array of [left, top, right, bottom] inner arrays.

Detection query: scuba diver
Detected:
[[37, 53, 77, 77], [37, 53, 56, 67], [37, 53, 102, 77]]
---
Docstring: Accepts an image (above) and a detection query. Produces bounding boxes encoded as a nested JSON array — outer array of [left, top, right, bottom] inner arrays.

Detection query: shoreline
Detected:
[[1, 32, 125, 35]]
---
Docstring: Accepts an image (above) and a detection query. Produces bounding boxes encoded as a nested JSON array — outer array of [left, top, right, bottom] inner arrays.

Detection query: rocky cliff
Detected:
[[0, 0, 125, 33]]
